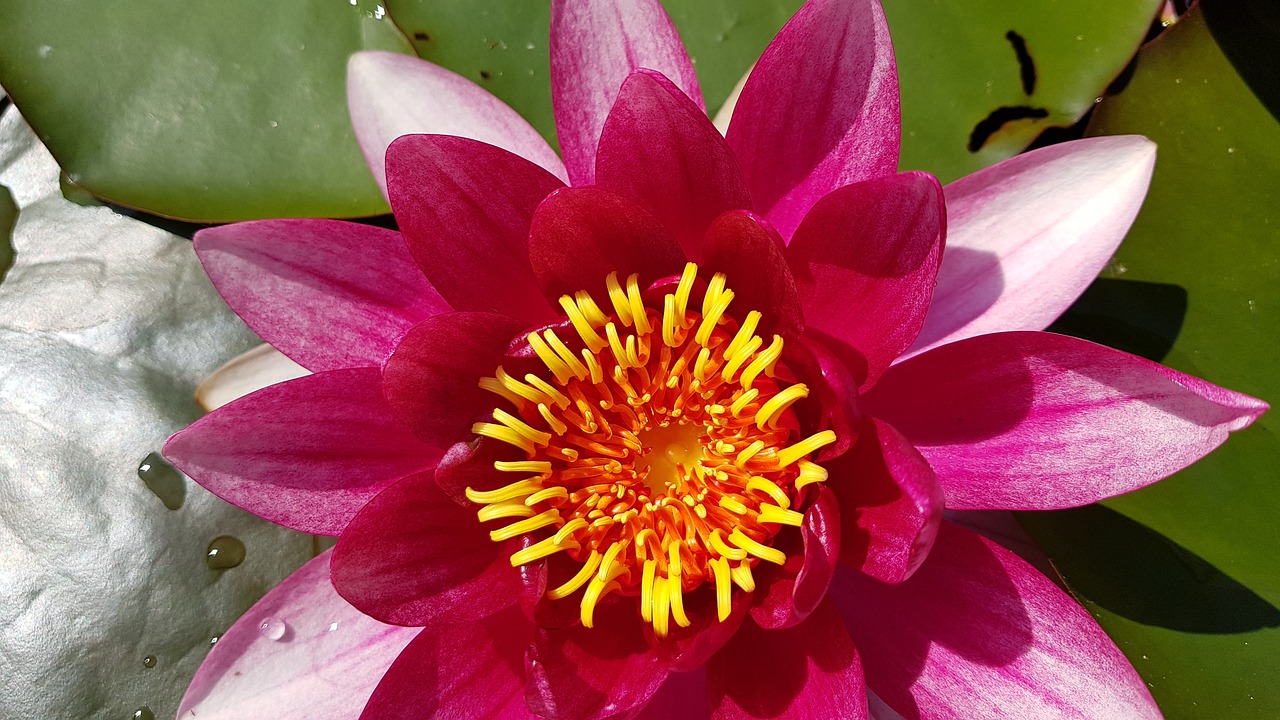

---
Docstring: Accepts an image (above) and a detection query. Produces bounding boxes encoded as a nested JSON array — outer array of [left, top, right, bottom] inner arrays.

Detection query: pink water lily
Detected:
[[163, 0, 1266, 718]]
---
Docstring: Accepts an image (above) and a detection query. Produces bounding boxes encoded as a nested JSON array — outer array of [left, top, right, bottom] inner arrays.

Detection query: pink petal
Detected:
[[528, 186, 687, 308], [194, 220, 449, 373], [382, 311, 529, 450], [347, 51, 566, 195], [178, 551, 419, 720], [359, 606, 534, 720], [637, 670, 710, 720], [386, 134, 566, 325], [550, 0, 702, 186], [163, 369, 441, 536], [864, 331, 1268, 510], [832, 522, 1161, 720], [708, 598, 868, 720], [526, 599, 669, 720], [434, 437, 528, 506], [750, 486, 841, 630], [700, 210, 804, 338], [331, 469, 524, 627], [649, 585, 751, 672], [595, 70, 751, 258], [786, 336, 863, 460], [196, 344, 310, 412], [908, 136, 1157, 356], [725, 0, 899, 239], [830, 417, 943, 583], [788, 172, 945, 390]]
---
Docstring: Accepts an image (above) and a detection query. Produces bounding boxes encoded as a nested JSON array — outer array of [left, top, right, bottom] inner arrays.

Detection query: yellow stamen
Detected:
[[626, 274, 652, 335], [493, 408, 553, 447], [606, 273, 634, 326], [465, 479, 540, 505], [510, 535, 580, 566], [669, 576, 691, 628], [673, 262, 697, 325], [711, 557, 732, 621], [758, 504, 805, 527], [490, 509, 561, 542], [560, 295, 608, 352], [735, 440, 766, 467], [544, 329, 589, 381], [777, 430, 838, 467], [740, 335, 784, 389], [729, 528, 787, 564], [548, 550, 602, 599], [755, 384, 809, 430], [795, 459, 829, 490], [695, 288, 734, 346], [746, 476, 791, 509], [494, 460, 552, 475], [640, 558, 658, 623], [731, 560, 756, 592], [710, 529, 748, 560], [651, 576, 670, 638], [525, 486, 570, 506], [477, 501, 536, 523], [528, 331, 573, 384]]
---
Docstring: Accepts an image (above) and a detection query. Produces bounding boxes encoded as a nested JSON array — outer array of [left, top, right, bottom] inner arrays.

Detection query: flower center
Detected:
[[466, 263, 834, 638]]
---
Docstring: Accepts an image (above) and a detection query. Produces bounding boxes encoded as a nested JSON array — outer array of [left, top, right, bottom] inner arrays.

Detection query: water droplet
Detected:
[[209, 634, 222, 646], [142, 655, 156, 669], [206, 536, 246, 570], [132, 707, 154, 720], [137, 452, 185, 510], [259, 618, 288, 641], [269, 120, 279, 128], [328, 621, 340, 632], [37, 44, 52, 58]]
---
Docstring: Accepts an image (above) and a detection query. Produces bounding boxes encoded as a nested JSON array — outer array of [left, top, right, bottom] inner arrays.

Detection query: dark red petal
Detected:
[[527, 186, 687, 310], [724, 0, 899, 239], [387, 134, 564, 325], [750, 486, 840, 630], [383, 312, 529, 449], [636, 670, 710, 720], [194, 220, 449, 372], [829, 417, 943, 584], [331, 470, 522, 627], [708, 598, 868, 719], [596, 70, 751, 260], [787, 172, 945, 391], [700, 211, 804, 338], [359, 605, 534, 719], [784, 336, 862, 461], [163, 369, 441, 536], [434, 437, 528, 506], [525, 599, 669, 720], [831, 522, 1160, 719], [648, 586, 752, 672]]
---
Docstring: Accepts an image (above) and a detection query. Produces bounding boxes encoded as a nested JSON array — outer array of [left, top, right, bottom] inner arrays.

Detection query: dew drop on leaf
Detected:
[[132, 707, 154, 720], [136, 452, 185, 510], [141, 655, 156, 669], [205, 535, 246, 570]]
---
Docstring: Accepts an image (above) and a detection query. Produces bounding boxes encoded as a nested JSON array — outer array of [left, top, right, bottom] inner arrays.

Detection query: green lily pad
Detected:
[[1021, 2, 1280, 716], [0, 106, 314, 719], [883, 0, 1163, 182], [0, 0, 413, 222]]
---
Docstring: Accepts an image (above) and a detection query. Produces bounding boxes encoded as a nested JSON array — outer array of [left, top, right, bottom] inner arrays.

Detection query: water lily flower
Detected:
[[163, 0, 1266, 718]]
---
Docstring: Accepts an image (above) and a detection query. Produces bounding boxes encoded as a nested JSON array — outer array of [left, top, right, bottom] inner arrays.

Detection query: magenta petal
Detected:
[[830, 417, 943, 584], [163, 369, 441, 536], [435, 438, 527, 506], [387, 135, 565, 324], [700, 210, 804, 338], [751, 485, 841, 630], [550, 0, 702, 186], [194, 220, 449, 372], [526, 599, 669, 720], [909, 136, 1158, 355], [832, 522, 1161, 720], [178, 551, 418, 720], [596, 71, 751, 258], [383, 312, 529, 449], [528, 186, 687, 307], [865, 331, 1268, 510], [332, 469, 522, 627], [788, 172, 945, 390], [347, 51, 566, 194], [359, 606, 534, 720], [725, 0, 899, 239], [708, 599, 868, 720]]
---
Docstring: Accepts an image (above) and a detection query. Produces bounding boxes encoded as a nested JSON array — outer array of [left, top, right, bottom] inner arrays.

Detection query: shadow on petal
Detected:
[[1020, 504, 1280, 634]]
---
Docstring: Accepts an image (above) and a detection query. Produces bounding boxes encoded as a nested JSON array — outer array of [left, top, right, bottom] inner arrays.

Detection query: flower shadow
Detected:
[[1019, 504, 1280, 634], [1048, 277, 1187, 363]]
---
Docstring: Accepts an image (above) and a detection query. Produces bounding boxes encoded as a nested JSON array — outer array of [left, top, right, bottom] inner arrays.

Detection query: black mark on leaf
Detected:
[[479, 70, 493, 81], [968, 106, 1049, 152], [413, 31, 433, 42], [1005, 30, 1037, 95]]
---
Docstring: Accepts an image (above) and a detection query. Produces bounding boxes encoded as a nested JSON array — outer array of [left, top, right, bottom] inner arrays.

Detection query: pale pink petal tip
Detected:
[[197, 344, 310, 412], [911, 135, 1158, 356], [346, 50, 567, 194], [178, 551, 418, 720]]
